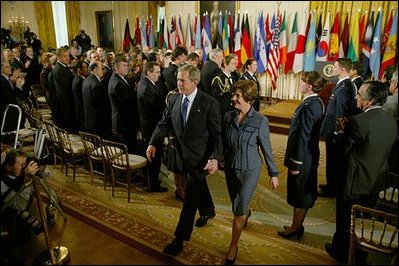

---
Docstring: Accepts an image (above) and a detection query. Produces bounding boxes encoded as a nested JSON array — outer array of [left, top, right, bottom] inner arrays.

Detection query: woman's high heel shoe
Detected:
[[224, 247, 238, 265], [243, 210, 252, 228], [278, 227, 304, 240]]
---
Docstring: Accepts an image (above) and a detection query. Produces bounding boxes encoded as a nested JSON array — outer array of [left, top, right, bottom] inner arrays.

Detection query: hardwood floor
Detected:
[[18, 210, 166, 265]]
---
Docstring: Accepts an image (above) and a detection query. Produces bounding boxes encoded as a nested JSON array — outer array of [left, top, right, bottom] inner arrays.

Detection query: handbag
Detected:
[[162, 135, 182, 173]]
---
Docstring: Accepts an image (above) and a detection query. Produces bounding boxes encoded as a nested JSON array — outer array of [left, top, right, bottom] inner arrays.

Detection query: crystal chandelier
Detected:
[[8, 16, 29, 43]]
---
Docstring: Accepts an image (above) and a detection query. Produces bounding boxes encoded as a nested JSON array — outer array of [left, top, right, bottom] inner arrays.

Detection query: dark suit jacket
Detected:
[[209, 72, 235, 116], [200, 60, 223, 94], [137, 77, 167, 140], [150, 89, 223, 171], [108, 72, 137, 134], [1, 75, 20, 132], [162, 63, 179, 91], [82, 74, 110, 135], [240, 71, 260, 111], [284, 95, 325, 171], [320, 78, 358, 140], [52, 62, 74, 131], [335, 108, 397, 198], [72, 75, 84, 128]]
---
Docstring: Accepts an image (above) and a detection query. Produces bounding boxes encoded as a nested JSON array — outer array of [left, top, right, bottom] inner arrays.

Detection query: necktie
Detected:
[[181, 97, 189, 127]]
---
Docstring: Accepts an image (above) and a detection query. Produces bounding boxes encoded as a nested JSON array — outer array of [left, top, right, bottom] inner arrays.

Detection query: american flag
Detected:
[[267, 12, 280, 90]]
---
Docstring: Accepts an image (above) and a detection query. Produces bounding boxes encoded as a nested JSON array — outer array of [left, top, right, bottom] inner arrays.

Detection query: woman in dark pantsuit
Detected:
[[223, 80, 279, 264], [278, 71, 326, 240]]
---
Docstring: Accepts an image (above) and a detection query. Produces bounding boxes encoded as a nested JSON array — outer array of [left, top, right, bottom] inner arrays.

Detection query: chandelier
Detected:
[[9, 16, 29, 42]]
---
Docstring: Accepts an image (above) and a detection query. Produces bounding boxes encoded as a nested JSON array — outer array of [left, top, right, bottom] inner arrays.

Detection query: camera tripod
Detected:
[[32, 127, 70, 264], [31, 171, 70, 265]]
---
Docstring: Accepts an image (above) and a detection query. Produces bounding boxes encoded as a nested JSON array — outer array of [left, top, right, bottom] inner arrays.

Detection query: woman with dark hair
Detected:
[[223, 79, 279, 265], [278, 71, 326, 240]]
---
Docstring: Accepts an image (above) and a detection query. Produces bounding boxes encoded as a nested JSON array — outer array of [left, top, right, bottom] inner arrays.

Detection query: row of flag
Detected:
[[123, 9, 397, 89]]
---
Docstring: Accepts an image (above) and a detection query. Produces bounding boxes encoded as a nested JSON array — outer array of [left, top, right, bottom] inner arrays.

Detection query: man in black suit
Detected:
[[319, 58, 360, 197], [325, 81, 397, 262], [200, 48, 224, 94], [1, 60, 22, 133], [51, 47, 75, 132], [146, 64, 223, 256], [137, 62, 168, 192], [82, 61, 108, 137], [71, 60, 89, 131], [108, 55, 138, 153]]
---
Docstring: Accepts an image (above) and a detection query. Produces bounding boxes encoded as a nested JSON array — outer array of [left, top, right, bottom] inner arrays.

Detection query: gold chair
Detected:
[[31, 84, 49, 109], [79, 131, 107, 188], [102, 139, 149, 203], [54, 125, 86, 182], [43, 120, 64, 170], [348, 204, 398, 265]]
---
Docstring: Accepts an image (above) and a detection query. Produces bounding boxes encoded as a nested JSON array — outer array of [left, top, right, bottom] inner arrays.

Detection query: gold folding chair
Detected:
[[54, 125, 86, 182], [79, 131, 107, 189], [348, 204, 398, 265], [102, 139, 149, 202]]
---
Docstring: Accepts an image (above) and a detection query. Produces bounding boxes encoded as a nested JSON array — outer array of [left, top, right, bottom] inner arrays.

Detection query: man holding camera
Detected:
[[1, 149, 41, 265]]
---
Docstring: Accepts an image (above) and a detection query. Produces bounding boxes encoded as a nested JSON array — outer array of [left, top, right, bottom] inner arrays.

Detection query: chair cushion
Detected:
[[37, 96, 47, 103], [127, 154, 147, 169], [69, 142, 86, 154]]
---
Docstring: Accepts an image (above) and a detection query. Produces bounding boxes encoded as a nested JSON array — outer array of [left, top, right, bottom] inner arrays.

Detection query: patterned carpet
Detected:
[[44, 133, 337, 265]]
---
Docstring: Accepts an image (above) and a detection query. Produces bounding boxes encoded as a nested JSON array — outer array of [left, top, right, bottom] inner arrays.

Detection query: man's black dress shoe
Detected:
[[163, 238, 183, 256], [325, 243, 347, 262], [195, 214, 215, 227]]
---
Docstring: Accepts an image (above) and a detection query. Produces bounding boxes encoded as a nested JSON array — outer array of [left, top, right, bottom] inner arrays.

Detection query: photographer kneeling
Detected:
[[1, 149, 42, 265]]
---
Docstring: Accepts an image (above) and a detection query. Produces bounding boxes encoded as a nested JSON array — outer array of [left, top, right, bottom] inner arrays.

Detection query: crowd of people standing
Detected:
[[1, 29, 398, 265]]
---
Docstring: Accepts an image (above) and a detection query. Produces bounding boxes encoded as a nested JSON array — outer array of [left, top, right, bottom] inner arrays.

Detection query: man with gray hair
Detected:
[[200, 48, 224, 94], [325, 81, 397, 262], [382, 67, 398, 120], [146, 64, 223, 256]]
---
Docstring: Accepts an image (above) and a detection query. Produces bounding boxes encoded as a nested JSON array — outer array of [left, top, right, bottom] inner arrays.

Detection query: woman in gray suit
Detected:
[[223, 80, 279, 265], [278, 71, 326, 240]]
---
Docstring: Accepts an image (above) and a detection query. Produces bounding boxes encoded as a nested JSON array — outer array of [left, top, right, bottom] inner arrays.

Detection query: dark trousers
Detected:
[[143, 139, 162, 189], [325, 139, 342, 194], [174, 169, 215, 241]]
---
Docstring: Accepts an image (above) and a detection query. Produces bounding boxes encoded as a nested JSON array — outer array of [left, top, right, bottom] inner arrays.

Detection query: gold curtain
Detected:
[[310, 1, 398, 36], [149, 1, 159, 28], [65, 1, 81, 45], [34, 1, 56, 51]]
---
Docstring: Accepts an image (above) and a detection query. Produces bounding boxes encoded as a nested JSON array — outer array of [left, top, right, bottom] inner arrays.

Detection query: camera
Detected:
[[25, 155, 52, 178]]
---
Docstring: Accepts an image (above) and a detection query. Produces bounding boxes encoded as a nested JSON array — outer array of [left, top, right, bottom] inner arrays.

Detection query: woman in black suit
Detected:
[[240, 58, 260, 111], [278, 71, 326, 240]]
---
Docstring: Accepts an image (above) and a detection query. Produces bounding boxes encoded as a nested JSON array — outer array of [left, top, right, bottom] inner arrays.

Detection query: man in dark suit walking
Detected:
[[325, 81, 397, 262], [108, 55, 138, 153], [137, 61, 168, 192], [146, 64, 223, 256]]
